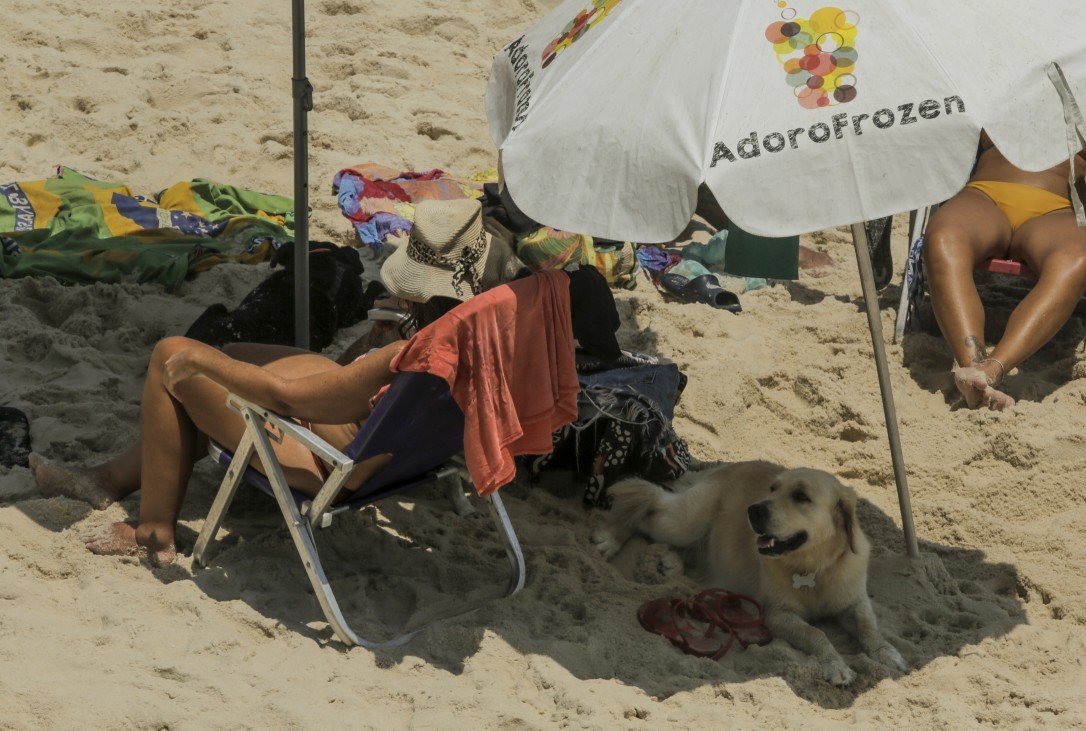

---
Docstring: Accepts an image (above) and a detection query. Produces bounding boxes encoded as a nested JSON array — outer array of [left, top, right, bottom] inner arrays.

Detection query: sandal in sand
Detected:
[[637, 589, 771, 659]]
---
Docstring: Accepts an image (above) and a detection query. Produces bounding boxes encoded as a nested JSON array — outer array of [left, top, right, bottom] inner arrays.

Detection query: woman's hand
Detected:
[[163, 349, 202, 400]]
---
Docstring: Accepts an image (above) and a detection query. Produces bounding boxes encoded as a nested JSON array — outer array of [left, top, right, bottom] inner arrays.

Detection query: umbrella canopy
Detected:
[[487, 0, 1086, 242], [486, 0, 1086, 559]]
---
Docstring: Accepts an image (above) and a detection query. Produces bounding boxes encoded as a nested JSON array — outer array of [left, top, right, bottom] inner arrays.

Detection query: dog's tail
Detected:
[[608, 477, 666, 531]]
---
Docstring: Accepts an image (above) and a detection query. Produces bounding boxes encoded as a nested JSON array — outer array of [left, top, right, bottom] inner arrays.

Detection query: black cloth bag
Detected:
[[185, 241, 368, 352]]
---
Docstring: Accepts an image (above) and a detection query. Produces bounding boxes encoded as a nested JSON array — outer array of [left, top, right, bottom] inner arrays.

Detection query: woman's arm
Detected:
[[164, 340, 407, 425]]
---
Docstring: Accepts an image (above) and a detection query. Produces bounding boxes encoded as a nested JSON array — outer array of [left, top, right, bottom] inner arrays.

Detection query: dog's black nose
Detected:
[[748, 502, 769, 532]]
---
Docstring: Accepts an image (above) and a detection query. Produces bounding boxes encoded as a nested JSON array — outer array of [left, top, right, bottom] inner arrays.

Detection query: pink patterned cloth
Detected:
[[333, 163, 484, 253]]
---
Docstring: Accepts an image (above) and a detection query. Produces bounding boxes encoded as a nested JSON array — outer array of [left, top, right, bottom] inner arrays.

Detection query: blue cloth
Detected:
[[635, 245, 673, 273], [577, 363, 683, 421]]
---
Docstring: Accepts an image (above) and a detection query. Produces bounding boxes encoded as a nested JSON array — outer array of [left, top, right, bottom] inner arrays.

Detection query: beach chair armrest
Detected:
[[223, 393, 351, 469], [222, 392, 354, 524]]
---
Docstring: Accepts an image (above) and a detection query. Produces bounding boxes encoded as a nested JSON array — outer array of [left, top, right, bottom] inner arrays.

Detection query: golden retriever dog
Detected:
[[592, 460, 906, 686]]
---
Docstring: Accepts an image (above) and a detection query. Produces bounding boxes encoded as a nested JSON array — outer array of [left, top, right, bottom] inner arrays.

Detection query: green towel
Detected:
[[723, 221, 800, 280]]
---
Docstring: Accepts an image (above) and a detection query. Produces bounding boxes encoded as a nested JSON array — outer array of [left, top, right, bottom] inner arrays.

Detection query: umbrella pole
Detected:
[[292, 0, 314, 349], [850, 223, 920, 558]]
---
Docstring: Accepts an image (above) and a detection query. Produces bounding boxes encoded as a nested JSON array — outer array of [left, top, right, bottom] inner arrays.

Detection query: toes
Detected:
[[144, 546, 178, 568], [983, 387, 1015, 411], [827, 660, 856, 687], [81, 521, 140, 557], [656, 549, 684, 577], [874, 645, 908, 672]]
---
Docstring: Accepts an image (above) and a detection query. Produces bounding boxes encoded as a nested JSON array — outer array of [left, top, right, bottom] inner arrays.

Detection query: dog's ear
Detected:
[[836, 488, 860, 554]]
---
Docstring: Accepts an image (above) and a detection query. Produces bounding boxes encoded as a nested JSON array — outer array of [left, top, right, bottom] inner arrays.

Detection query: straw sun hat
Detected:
[[380, 198, 507, 303]]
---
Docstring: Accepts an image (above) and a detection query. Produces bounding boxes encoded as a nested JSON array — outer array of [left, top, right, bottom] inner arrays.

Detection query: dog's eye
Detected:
[[792, 490, 811, 503], [769, 483, 779, 493]]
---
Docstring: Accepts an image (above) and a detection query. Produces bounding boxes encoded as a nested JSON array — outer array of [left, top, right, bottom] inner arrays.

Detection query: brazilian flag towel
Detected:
[[0, 167, 296, 289]]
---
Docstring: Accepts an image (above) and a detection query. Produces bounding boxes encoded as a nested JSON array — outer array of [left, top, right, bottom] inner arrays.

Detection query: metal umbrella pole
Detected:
[[851, 223, 920, 558], [292, 0, 313, 349]]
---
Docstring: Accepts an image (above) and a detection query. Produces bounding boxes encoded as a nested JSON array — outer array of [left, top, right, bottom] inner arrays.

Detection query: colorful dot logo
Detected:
[[541, 0, 624, 69], [765, 5, 859, 109]]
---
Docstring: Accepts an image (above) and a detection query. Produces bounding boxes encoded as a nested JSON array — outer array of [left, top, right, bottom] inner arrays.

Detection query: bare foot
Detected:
[[952, 366, 988, 408], [81, 521, 177, 567], [981, 385, 1015, 411], [29, 453, 115, 510], [952, 367, 1015, 411]]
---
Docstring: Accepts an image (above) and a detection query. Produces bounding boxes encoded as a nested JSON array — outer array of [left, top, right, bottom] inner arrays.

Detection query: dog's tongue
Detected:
[[757, 535, 776, 549]]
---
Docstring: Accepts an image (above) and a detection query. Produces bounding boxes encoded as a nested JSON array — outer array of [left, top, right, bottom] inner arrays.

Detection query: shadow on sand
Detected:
[[6, 303, 1037, 709], [33, 453, 1020, 710]]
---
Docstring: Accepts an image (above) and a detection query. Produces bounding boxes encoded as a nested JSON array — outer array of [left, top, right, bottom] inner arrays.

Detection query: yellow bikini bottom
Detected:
[[966, 180, 1070, 232]]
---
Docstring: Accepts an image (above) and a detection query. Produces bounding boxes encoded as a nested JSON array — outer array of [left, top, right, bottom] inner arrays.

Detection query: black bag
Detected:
[[185, 241, 367, 352]]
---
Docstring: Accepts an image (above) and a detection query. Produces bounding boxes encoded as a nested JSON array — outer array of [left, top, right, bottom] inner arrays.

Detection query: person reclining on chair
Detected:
[[28, 199, 508, 567], [924, 131, 1086, 410]]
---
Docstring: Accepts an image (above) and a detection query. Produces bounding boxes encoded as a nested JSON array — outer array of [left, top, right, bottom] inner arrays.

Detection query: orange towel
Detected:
[[390, 269, 580, 495]]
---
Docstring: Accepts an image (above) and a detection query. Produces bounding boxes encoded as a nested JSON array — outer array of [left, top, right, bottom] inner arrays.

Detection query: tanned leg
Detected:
[[81, 337, 219, 565], [923, 189, 1012, 408], [30, 343, 316, 509], [989, 209, 1086, 385], [30, 445, 141, 509], [42, 335, 371, 567], [84, 338, 343, 566]]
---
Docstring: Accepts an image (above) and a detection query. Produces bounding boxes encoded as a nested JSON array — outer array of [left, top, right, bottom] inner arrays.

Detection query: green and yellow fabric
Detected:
[[0, 168, 294, 288], [515, 226, 640, 289]]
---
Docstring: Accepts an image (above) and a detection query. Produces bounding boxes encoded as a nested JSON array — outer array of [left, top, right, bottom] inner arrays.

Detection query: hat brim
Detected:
[[380, 232, 505, 303]]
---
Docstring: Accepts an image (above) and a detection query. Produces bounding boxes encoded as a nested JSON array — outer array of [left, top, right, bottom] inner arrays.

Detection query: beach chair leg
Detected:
[[487, 492, 527, 597], [394, 488, 527, 636], [231, 405, 418, 649], [894, 208, 932, 344], [199, 407, 526, 648], [193, 430, 257, 568]]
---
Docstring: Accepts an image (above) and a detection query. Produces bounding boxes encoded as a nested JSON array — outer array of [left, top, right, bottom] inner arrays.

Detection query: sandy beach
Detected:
[[3, 1, 1086, 728]]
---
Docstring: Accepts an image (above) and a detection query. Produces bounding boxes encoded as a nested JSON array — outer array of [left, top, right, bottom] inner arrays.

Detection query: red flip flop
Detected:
[[637, 597, 734, 659], [695, 589, 773, 648]]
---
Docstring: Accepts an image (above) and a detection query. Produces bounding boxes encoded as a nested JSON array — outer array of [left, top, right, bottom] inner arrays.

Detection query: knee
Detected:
[[150, 336, 198, 369], [1042, 250, 1086, 290], [922, 224, 967, 266]]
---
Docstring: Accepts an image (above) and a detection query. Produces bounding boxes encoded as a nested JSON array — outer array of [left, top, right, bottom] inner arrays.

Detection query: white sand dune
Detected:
[[3, 1, 1086, 728]]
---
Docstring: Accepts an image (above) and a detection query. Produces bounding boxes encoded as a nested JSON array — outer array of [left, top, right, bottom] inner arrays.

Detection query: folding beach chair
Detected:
[[192, 369, 526, 649]]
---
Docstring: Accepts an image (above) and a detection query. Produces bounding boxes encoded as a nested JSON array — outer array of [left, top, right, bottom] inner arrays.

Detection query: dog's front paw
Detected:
[[825, 658, 856, 687], [590, 527, 624, 560], [872, 643, 907, 672]]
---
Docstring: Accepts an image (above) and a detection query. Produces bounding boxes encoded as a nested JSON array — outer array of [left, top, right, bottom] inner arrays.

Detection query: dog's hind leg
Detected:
[[611, 476, 722, 548], [591, 478, 664, 559]]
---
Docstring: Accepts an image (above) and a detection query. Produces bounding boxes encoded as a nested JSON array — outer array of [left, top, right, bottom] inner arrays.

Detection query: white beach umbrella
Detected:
[[486, 0, 1086, 557]]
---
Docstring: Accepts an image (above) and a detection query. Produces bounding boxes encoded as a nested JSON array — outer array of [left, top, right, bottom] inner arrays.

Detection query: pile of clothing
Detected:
[[332, 162, 641, 289]]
